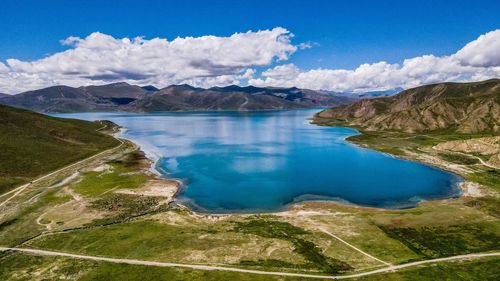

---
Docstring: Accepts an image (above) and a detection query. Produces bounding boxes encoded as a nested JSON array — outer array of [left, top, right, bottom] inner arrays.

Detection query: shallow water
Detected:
[[55, 109, 462, 212]]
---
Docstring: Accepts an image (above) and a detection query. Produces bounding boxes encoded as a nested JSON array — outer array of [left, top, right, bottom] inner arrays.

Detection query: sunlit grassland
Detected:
[[1, 251, 499, 281], [0, 252, 306, 281], [25, 215, 313, 272], [71, 162, 147, 197], [378, 222, 499, 258], [355, 256, 500, 281], [466, 168, 500, 192], [0, 188, 72, 246], [1, 125, 499, 280], [0, 104, 119, 194]]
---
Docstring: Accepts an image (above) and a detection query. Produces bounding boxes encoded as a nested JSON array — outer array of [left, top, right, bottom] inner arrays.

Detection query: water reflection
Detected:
[[54, 109, 462, 212]]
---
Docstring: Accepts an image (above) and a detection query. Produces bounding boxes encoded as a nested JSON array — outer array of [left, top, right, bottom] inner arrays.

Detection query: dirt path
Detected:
[[0, 183, 31, 207], [319, 228, 392, 266], [47, 172, 80, 189], [450, 150, 498, 169], [0, 138, 124, 209], [432, 145, 497, 169], [0, 247, 498, 279], [35, 213, 52, 231]]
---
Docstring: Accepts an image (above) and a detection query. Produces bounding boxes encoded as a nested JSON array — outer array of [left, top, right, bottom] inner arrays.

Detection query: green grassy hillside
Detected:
[[0, 104, 119, 194]]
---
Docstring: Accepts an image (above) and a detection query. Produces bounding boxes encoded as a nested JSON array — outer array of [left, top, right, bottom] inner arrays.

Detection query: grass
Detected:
[[88, 193, 166, 225], [464, 197, 500, 218], [0, 252, 90, 281], [0, 188, 72, 246], [0, 219, 18, 233], [238, 259, 313, 271], [378, 222, 500, 259], [233, 219, 352, 273], [466, 169, 500, 191], [356, 256, 500, 281], [26, 217, 303, 266], [0, 147, 148, 247], [1, 251, 499, 281], [0, 104, 119, 194], [0, 252, 307, 281], [1, 105, 497, 279], [288, 214, 421, 265], [345, 129, 493, 154], [437, 152, 479, 165], [233, 219, 309, 238], [71, 162, 147, 197], [79, 263, 304, 281]]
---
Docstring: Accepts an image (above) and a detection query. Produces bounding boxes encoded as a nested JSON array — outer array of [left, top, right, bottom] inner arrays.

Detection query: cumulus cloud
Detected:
[[250, 29, 500, 92], [455, 30, 500, 67], [0, 28, 499, 94], [0, 28, 296, 93]]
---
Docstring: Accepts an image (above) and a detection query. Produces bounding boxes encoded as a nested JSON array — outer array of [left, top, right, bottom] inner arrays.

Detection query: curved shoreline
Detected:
[[114, 126, 468, 216]]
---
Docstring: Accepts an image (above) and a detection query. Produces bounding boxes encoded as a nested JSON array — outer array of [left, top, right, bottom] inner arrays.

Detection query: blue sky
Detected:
[[0, 0, 499, 93]]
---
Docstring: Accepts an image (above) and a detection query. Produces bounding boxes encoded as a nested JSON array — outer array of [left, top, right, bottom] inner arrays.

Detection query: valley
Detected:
[[1, 79, 499, 279], [1, 3, 499, 279]]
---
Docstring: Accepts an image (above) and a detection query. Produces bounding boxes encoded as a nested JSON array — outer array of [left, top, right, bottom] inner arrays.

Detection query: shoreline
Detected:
[[111, 127, 183, 205], [109, 120, 477, 217], [128, 145, 469, 217]]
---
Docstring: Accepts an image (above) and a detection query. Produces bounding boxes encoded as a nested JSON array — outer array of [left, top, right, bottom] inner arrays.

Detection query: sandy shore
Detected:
[[111, 128, 182, 205]]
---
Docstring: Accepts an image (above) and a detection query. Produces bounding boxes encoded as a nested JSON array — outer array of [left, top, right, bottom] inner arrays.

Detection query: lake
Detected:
[[55, 109, 462, 213]]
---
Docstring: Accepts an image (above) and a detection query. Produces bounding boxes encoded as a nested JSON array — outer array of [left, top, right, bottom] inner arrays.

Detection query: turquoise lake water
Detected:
[[55, 109, 462, 212]]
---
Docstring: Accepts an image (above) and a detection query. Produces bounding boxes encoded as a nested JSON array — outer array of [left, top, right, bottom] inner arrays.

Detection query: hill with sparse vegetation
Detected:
[[317, 79, 500, 133]]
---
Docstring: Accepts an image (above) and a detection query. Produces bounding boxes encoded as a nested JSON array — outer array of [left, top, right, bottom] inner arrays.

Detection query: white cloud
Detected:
[[1, 28, 499, 94], [297, 41, 315, 50], [261, 64, 301, 79], [0, 28, 296, 93], [250, 29, 500, 92], [455, 30, 500, 67]]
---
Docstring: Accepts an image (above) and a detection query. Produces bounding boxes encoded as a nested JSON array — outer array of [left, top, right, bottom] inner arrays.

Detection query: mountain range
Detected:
[[0, 83, 356, 113], [316, 79, 500, 133]]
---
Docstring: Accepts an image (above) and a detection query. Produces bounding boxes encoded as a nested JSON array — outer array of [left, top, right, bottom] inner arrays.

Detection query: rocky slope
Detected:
[[433, 136, 500, 168], [317, 79, 500, 133]]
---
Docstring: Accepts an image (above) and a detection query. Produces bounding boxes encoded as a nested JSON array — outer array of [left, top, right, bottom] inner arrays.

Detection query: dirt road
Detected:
[[0, 138, 124, 209], [0, 247, 498, 280]]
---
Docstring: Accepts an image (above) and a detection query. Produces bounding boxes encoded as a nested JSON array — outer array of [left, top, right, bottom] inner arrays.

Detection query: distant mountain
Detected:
[[127, 85, 298, 111], [1, 85, 98, 113], [321, 88, 403, 99], [0, 83, 356, 113], [79, 82, 147, 98], [316, 79, 500, 133], [0, 82, 149, 113], [0, 93, 8, 99], [358, 88, 403, 99], [141, 85, 160, 92], [126, 85, 356, 112]]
